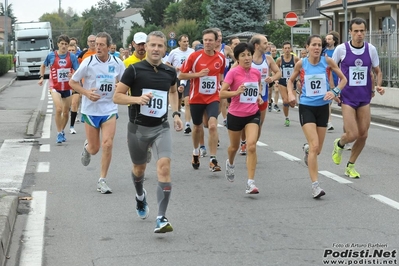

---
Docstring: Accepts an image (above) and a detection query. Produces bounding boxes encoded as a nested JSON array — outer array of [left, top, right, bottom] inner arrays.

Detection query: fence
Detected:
[[366, 30, 399, 88]]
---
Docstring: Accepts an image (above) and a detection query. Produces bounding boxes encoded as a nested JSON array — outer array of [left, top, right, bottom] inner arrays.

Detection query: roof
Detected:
[[0, 16, 12, 33], [225, 31, 265, 39], [115, 8, 143, 19]]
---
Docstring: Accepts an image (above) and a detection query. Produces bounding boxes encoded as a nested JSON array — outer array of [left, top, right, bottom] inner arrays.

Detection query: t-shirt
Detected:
[[224, 65, 261, 117], [78, 49, 96, 64], [180, 50, 225, 104], [123, 53, 146, 68], [120, 60, 177, 127], [166, 47, 195, 76], [71, 55, 125, 116]]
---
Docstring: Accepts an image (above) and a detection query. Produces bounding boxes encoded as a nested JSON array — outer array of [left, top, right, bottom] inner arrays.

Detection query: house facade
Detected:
[[115, 8, 145, 47]]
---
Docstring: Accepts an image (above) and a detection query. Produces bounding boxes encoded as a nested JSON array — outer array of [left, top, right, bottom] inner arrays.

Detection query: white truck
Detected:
[[14, 22, 53, 79]]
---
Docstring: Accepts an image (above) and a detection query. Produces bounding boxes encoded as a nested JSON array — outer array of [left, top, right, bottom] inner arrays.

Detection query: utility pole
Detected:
[[4, 0, 8, 54], [58, 0, 61, 15]]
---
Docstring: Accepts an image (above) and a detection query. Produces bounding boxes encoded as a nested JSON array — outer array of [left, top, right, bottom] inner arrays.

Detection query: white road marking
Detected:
[[370, 194, 399, 210], [46, 109, 52, 113], [40, 80, 48, 101], [40, 144, 50, 152], [274, 151, 301, 161], [42, 114, 52, 139], [47, 105, 53, 109], [19, 191, 47, 266], [36, 162, 50, 173], [0, 139, 34, 192], [319, 170, 353, 184], [256, 141, 268, 147]]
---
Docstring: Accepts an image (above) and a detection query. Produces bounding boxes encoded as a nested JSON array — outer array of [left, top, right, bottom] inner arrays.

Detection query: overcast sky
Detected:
[[11, 0, 124, 23]]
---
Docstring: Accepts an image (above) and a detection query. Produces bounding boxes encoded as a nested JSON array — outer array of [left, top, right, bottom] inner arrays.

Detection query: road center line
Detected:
[[319, 170, 353, 184], [274, 151, 301, 161], [370, 194, 399, 210]]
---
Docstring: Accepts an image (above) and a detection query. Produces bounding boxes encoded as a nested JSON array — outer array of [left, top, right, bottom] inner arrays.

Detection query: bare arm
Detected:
[[287, 60, 302, 107], [113, 82, 152, 105], [372, 66, 385, 95], [326, 57, 347, 91], [38, 64, 46, 86], [266, 56, 282, 83]]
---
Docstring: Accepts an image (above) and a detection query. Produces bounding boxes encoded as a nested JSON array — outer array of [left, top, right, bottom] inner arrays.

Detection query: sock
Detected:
[[157, 182, 171, 217], [70, 111, 77, 127], [241, 140, 246, 145], [338, 140, 345, 149], [210, 155, 216, 162], [185, 122, 190, 127], [347, 162, 354, 167], [193, 148, 199, 156], [312, 181, 319, 188], [98, 177, 106, 182], [247, 179, 254, 185], [200, 145, 206, 149], [132, 173, 144, 199]]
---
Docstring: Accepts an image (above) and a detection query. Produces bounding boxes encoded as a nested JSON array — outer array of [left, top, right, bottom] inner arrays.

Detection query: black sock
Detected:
[[132, 173, 144, 197], [347, 162, 354, 167], [338, 140, 345, 149], [70, 111, 77, 127]]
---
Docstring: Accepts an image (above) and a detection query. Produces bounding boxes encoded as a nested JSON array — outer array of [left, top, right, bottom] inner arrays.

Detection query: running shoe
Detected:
[[154, 216, 173, 233], [56, 132, 63, 143], [199, 146, 207, 157], [192, 154, 200, 169], [303, 143, 309, 166], [61, 130, 66, 142], [70, 127, 77, 134], [97, 179, 112, 194], [312, 184, 325, 198], [268, 102, 272, 112], [274, 105, 280, 112], [345, 164, 360, 178], [246, 182, 259, 194], [183, 125, 192, 135], [209, 158, 221, 172], [81, 140, 91, 166], [136, 189, 149, 219], [225, 159, 235, 182], [223, 119, 227, 127], [284, 118, 290, 127], [147, 147, 152, 163], [332, 138, 343, 165], [327, 122, 334, 131], [239, 143, 247, 155], [218, 140, 220, 148]]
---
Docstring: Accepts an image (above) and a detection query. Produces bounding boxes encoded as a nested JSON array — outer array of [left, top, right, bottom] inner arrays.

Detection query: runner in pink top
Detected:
[[220, 42, 263, 195]]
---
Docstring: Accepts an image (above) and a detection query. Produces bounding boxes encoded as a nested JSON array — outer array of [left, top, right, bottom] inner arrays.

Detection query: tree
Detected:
[[39, 13, 68, 48], [126, 0, 149, 8], [207, 0, 269, 37], [82, 0, 124, 46], [140, 0, 174, 27], [126, 23, 158, 46], [81, 18, 94, 47], [163, 2, 181, 26]]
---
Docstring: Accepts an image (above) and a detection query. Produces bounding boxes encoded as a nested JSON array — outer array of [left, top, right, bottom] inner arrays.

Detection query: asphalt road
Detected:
[[3, 79, 399, 266]]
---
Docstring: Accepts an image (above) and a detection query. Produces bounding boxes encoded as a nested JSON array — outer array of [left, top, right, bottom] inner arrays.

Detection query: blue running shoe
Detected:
[[56, 132, 63, 143], [136, 189, 149, 219], [154, 216, 173, 233], [61, 130, 66, 142]]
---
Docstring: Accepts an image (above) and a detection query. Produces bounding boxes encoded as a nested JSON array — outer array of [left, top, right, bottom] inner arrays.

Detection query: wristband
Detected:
[[332, 87, 341, 97], [172, 111, 181, 118], [39, 75, 44, 79]]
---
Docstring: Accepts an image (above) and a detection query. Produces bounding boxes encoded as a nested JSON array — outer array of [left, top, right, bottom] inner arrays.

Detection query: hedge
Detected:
[[0, 55, 13, 76]]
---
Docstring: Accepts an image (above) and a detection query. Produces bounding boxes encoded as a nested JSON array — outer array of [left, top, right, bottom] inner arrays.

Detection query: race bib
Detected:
[[140, 88, 167, 118], [349, 66, 368, 86], [95, 74, 115, 99], [199, 76, 217, 95], [283, 67, 294, 79], [240, 82, 259, 103], [304, 74, 327, 97], [57, 69, 70, 82]]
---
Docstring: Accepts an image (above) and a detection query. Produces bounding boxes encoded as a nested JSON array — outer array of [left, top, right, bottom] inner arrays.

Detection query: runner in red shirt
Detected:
[[179, 28, 225, 172]]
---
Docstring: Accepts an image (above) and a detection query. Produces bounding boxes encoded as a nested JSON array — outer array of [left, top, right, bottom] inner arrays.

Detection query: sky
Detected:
[[11, 0, 124, 23]]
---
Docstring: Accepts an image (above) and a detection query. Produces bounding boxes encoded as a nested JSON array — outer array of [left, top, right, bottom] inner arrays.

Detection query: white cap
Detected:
[[134, 32, 147, 44]]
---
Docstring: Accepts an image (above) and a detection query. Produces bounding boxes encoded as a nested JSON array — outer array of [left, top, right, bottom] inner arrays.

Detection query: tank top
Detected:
[[251, 54, 269, 101], [50, 52, 72, 91], [280, 55, 295, 80]]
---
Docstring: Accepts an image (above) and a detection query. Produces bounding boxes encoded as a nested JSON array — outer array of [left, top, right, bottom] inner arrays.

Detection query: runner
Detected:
[[179, 28, 225, 172], [268, 44, 281, 112], [113, 31, 183, 233], [331, 17, 385, 178], [38, 34, 79, 143], [123, 32, 147, 67], [287, 34, 347, 198], [69, 32, 125, 194], [276, 41, 300, 126]]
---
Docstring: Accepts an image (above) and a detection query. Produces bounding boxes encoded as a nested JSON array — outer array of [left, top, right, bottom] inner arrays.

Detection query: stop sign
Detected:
[[285, 12, 298, 27]]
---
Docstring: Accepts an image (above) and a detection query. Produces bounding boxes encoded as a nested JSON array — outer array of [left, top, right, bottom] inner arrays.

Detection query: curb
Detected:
[[0, 76, 16, 94], [0, 196, 18, 266], [26, 110, 42, 136]]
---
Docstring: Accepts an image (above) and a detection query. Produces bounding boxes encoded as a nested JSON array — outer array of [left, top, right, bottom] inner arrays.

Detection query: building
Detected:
[[269, 0, 316, 25], [0, 16, 12, 48], [115, 8, 145, 47]]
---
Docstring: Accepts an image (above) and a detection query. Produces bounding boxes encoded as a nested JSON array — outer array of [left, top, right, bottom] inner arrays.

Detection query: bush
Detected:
[[0, 54, 13, 76]]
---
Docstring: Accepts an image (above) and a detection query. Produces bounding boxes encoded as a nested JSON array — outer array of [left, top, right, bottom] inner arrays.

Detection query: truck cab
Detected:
[[14, 22, 53, 79]]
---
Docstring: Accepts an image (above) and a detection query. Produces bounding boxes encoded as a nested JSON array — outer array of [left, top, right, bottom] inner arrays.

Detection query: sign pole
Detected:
[[291, 27, 293, 45]]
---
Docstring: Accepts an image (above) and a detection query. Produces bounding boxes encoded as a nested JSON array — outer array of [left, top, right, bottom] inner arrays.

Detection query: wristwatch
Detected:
[[172, 111, 181, 118]]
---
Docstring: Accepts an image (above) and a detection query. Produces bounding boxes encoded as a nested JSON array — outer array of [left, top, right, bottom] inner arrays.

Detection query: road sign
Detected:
[[169, 31, 176, 39], [168, 39, 177, 47], [382, 16, 396, 33], [285, 12, 298, 27], [292, 27, 311, 34]]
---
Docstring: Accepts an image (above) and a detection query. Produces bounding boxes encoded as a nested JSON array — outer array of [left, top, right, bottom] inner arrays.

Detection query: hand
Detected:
[[257, 96, 264, 105], [178, 85, 184, 93], [87, 88, 101, 102], [287, 92, 297, 107], [264, 76, 273, 83], [376, 86, 385, 95], [323, 91, 336, 101], [139, 92, 153, 105], [174, 117, 183, 131], [236, 84, 246, 95], [198, 68, 210, 77], [38, 78, 43, 86]]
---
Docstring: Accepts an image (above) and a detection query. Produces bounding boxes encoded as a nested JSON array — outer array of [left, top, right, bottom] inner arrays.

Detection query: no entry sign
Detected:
[[285, 12, 298, 27]]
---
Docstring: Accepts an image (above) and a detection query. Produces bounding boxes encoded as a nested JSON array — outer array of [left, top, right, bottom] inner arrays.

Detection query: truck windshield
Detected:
[[17, 38, 49, 51]]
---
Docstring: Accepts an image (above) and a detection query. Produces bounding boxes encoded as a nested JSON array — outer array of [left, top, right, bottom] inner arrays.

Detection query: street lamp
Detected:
[[4, 0, 8, 54]]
